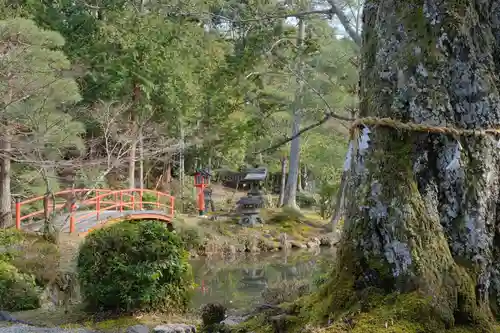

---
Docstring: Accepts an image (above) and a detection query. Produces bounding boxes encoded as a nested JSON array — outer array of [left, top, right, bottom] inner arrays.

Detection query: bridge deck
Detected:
[[24, 209, 171, 234]]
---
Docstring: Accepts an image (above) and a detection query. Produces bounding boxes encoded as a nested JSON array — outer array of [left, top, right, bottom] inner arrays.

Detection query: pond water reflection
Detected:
[[189, 248, 336, 311]]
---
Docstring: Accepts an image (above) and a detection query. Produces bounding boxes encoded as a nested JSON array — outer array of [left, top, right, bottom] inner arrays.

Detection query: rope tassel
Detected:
[[359, 126, 371, 152], [446, 140, 462, 171], [343, 141, 353, 171]]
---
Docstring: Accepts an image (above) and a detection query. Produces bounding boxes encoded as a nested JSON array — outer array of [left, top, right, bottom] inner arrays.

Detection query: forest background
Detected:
[[0, 0, 361, 227]]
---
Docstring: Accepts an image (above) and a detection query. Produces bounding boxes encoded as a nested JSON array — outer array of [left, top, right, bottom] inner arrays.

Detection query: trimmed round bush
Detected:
[[77, 220, 193, 312], [0, 260, 40, 311]]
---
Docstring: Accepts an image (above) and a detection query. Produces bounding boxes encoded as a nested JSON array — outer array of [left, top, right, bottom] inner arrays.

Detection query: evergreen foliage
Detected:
[[77, 220, 193, 312]]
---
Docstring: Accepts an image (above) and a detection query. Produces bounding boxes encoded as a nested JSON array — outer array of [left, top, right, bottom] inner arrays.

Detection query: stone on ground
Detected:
[[154, 324, 196, 333], [126, 325, 150, 333]]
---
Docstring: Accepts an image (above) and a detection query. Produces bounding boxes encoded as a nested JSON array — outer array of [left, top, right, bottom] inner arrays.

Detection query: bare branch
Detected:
[[255, 107, 354, 154], [325, 0, 361, 46]]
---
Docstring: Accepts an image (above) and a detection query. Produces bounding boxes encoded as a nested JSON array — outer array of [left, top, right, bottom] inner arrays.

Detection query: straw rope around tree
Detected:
[[257, 113, 500, 156], [331, 115, 496, 231], [349, 117, 500, 138], [252, 110, 499, 229]]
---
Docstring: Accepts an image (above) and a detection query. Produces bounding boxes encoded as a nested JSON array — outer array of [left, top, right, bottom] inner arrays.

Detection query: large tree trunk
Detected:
[[324, 0, 500, 329], [0, 133, 11, 228], [283, 16, 305, 209]]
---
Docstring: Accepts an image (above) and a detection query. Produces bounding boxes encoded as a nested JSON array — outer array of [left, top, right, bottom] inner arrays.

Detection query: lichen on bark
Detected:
[[316, 0, 500, 330]]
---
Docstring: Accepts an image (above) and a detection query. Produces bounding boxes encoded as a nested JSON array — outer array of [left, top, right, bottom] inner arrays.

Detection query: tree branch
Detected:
[[325, 0, 362, 46], [255, 108, 353, 154]]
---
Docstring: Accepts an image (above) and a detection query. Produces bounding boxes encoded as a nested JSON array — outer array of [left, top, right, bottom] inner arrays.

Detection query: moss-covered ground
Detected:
[[235, 291, 500, 333], [232, 238, 500, 333]]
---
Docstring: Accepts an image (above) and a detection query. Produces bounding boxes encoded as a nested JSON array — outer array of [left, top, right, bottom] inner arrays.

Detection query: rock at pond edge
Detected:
[[154, 324, 196, 333], [126, 324, 150, 333]]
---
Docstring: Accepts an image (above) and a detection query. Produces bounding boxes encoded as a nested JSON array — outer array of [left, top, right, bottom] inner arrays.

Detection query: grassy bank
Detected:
[[174, 208, 336, 255]]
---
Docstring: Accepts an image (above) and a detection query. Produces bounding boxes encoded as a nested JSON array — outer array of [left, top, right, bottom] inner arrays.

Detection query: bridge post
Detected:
[[131, 192, 135, 210], [119, 191, 123, 212], [15, 198, 20, 230], [156, 193, 160, 209], [69, 204, 75, 234]]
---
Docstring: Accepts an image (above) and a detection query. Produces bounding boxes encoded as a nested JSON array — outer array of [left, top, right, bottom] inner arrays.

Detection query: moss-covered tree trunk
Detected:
[[327, 0, 500, 329]]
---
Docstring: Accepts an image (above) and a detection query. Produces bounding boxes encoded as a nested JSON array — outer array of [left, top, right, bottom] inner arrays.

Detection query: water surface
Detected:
[[189, 248, 336, 311]]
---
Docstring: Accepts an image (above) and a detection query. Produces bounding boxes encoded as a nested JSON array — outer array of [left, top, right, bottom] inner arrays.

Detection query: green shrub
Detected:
[[0, 229, 23, 261], [177, 226, 203, 251], [175, 196, 198, 214], [201, 302, 226, 326], [318, 182, 339, 219], [10, 239, 60, 285], [0, 229, 59, 286], [141, 192, 159, 210], [0, 260, 40, 311], [296, 192, 317, 208], [201, 303, 228, 333], [77, 220, 193, 312]]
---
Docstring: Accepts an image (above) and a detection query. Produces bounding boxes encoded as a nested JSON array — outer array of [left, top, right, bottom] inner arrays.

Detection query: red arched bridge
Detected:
[[14, 188, 175, 236]]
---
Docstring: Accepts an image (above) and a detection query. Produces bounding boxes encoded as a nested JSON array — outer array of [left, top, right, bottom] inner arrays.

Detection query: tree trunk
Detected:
[[0, 132, 12, 228], [278, 157, 287, 207], [129, 82, 140, 190], [165, 160, 172, 191], [324, 1, 500, 329], [179, 117, 185, 199], [139, 128, 144, 190], [297, 165, 303, 193], [283, 15, 305, 209], [301, 164, 308, 191], [128, 133, 137, 189]]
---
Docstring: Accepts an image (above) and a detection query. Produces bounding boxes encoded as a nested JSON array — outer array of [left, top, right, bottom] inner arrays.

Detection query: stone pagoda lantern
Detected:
[[235, 167, 267, 226]]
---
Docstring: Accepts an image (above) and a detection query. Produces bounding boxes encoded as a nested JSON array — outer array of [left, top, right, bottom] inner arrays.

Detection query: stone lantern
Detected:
[[235, 167, 267, 226]]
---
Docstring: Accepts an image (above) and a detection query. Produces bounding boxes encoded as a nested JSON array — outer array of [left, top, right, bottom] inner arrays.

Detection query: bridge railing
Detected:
[[15, 188, 104, 228], [15, 188, 175, 233]]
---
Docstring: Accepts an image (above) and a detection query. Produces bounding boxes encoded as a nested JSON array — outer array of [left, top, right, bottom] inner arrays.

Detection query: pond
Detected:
[[189, 248, 336, 312]]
